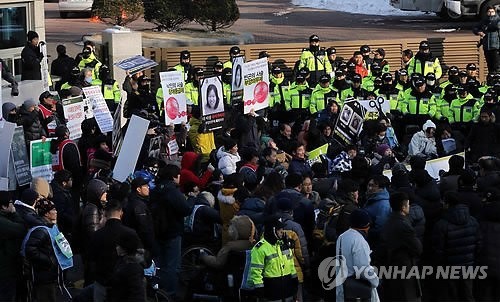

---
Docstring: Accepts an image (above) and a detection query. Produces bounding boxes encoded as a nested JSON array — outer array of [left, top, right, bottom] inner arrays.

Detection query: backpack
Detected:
[[313, 198, 344, 246]]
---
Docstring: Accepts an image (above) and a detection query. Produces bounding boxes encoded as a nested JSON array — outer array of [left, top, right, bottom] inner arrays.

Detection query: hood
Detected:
[[445, 204, 471, 225], [240, 197, 265, 212], [366, 188, 389, 204], [181, 151, 199, 171], [2, 102, 16, 119], [228, 215, 255, 242], [218, 189, 236, 205], [86, 178, 108, 204], [189, 117, 202, 127], [31, 177, 53, 199]]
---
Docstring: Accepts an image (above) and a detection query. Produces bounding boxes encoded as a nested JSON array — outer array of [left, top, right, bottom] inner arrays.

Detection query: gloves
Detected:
[[207, 163, 215, 172]]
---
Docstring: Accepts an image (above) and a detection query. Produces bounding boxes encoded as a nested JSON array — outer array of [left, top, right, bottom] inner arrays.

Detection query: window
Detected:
[[0, 5, 28, 50]]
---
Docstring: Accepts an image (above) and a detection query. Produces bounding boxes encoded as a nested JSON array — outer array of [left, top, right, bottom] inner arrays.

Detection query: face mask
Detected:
[[310, 45, 319, 52], [222, 75, 232, 84], [85, 76, 93, 84], [378, 135, 385, 140], [427, 80, 435, 86], [449, 75, 459, 84]]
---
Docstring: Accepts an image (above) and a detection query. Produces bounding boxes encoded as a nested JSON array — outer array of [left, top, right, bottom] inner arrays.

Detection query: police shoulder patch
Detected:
[[255, 241, 264, 248]]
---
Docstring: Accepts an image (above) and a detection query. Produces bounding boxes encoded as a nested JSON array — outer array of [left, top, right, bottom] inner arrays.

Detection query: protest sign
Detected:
[[358, 96, 390, 120], [200, 76, 225, 131], [113, 115, 150, 182], [159, 71, 188, 125], [63, 96, 85, 139], [231, 55, 245, 104], [83, 98, 94, 119], [112, 102, 124, 157], [82, 86, 113, 133], [11, 127, 32, 186], [30, 139, 54, 182], [0, 122, 16, 179], [40, 42, 50, 92], [307, 143, 329, 166], [333, 100, 366, 146], [242, 58, 270, 114], [114, 55, 159, 75]]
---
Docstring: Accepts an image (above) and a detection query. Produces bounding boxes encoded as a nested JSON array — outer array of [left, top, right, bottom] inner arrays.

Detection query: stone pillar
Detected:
[[102, 28, 142, 93]]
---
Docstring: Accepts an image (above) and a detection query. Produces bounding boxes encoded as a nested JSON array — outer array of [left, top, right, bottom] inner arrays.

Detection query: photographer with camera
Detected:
[[473, 6, 500, 73]]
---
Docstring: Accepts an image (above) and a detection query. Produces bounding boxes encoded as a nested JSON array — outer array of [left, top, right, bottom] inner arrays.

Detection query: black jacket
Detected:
[[108, 255, 146, 302], [51, 182, 74, 236], [14, 202, 46, 228], [190, 196, 222, 242], [25, 222, 59, 285], [17, 106, 47, 144], [150, 180, 192, 240], [379, 212, 423, 301], [51, 54, 76, 90], [479, 200, 500, 277], [336, 195, 359, 236], [21, 42, 42, 80], [466, 122, 500, 162], [123, 192, 155, 255], [88, 218, 141, 286], [81, 202, 104, 253], [0, 211, 26, 280], [456, 187, 483, 219], [432, 204, 481, 266]]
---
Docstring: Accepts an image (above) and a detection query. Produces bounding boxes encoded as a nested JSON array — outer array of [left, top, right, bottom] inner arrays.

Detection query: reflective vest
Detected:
[[102, 80, 121, 103], [77, 53, 102, 80], [223, 82, 232, 105], [269, 75, 289, 108], [310, 85, 338, 114], [448, 94, 479, 123], [299, 49, 332, 73], [52, 139, 80, 172], [156, 87, 164, 110], [184, 82, 199, 106], [285, 84, 312, 111], [173, 64, 190, 82], [407, 56, 443, 79], [223, 61, 232, 69], [247, 238, 297, 292], [375, 88, 400, 111], [362, 75, 376, 92], [344, 86, 370, 101], [401, 89, 437, 117]]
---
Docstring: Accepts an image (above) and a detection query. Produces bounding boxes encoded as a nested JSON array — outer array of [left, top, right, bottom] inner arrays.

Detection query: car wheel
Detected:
[[60, 12, 68, 18]]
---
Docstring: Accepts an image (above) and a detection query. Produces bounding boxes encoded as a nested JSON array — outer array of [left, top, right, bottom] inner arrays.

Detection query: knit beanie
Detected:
[[23, 99, 38, 110], [35, 199, 56, 216], [376, 144, 391, 156], [21, 189, 39, 206], [86, 179, 108, 203], [2, 102, 16, 119]]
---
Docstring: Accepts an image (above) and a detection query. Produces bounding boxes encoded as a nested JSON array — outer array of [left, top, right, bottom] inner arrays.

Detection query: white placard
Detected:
[[82, 86, 114, 133], [30, 138, 55, 182], [160, 71, 188, 125], [0, 121, 16, 178], [40, 42, 50, 92], [63, 96, 85, 140], [242, 58, 270, 114], [112, 115, 150, 182]]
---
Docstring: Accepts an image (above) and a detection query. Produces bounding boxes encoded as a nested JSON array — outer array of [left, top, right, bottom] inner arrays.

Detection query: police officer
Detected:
[[247, 215, 298, 302], [438, 66, 460, 99], [326, 47, 342, 75], [332, 70, 351, 104], [400, 76, 437, 126], [184, 67, 204, 106], [99, 65, 121, 113], [435, 82, 458, 120], [363, 62, 383, 92], [407, 41, 443, 79], [479, 88, 500, 120], [223, 46, 241, 69], [376, 73, 401, 111], [395, 68, 411, 92], [310, 74, 338, 115], [174, 50, 193, 82], [360, 44, 373, 70], [77, 46, 102, 80], [373, 48, 390, 74], [344, 73, 369, 101], [286, 72, 312, 122], [269, 66, 291, 127], [466, 76, 484, 98], [298, 34, 332, 86], [448, 85, 479, 126], [221, 67, 233, 105], [213, 60, 224, 76]]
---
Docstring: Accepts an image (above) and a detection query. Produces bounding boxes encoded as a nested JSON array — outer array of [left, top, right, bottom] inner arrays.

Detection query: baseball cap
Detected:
[[298, 67, 310, 76], [352, 73, 362, 82], [131, 177, 149, 190], [398, 69, 408, 76], [335, 69, 345, 77], [375, 48, 385, 57], [180, 50, 190, 59], [419, 41, 430, 49], [414, 78, 425, 87], [360, 45, 370, 53], [194, 68, 204, 76], [448, 66, 459, 75], [382, 73, 392, 82], [296, 74, 305, 81], [319, 74, 331, 83], [459, 70, 468, 77], [258, 51, 270, 58], [327, 47, 336, 55], [214, 61, 223, 69], [309, 34, 320, 42], [466, 63, 477, 70], [229, 46, 240, 55], [272, 65, 282, 74]]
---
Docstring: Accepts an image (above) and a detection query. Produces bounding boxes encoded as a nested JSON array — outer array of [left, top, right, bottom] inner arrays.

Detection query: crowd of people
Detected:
[[1, 25, 500, 302]]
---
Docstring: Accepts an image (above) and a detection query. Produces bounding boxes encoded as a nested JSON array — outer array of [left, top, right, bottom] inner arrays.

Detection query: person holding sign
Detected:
[[204, 84, 222, 115], [21, 31, 43, 81]]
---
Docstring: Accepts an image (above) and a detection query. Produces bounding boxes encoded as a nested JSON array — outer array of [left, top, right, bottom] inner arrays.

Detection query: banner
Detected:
[[30, 139, 54, 182], [200, 76, 225, 131], [242, 58, 270, 114], [159, 71, 188, 125], [113, 115, 150, 182], [231, 55, 245, 104], [333, 100, 366, 146], [40, 42, 50, 92], [82, 86, 113, 133], [11, 126, 32, 186], [358, 96, 390, 120], [307, 143, 329, 166], [114, 55, 159, 75], [63, 96, 85, 140]]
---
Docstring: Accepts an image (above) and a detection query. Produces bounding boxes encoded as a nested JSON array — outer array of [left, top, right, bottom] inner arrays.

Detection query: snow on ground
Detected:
[[291, 0, 430, 16]]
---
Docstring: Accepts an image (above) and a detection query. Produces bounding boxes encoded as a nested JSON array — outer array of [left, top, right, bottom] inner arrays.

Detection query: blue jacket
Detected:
[[364, 189, 391, 243], [288, 157, 312, 177]]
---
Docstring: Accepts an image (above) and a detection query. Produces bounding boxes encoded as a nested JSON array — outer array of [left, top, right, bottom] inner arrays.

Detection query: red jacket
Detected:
[[180, 151, 213, 192]]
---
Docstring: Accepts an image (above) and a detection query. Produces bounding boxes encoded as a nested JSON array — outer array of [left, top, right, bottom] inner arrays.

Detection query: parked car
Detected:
[[58, 0, 93, 18]]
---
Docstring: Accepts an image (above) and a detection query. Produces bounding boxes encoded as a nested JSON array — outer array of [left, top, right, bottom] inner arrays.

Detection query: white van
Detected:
[[58, 0, 93, 18]]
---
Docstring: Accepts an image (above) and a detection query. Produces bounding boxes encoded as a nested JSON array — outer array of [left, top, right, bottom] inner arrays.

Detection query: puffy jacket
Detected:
[[432, 204, 481, 265], [238, 197, 266, 227], [81, 202, 104, 250], [14, 200, 46, 228], [25, 223, 59, 285], [185, 195, 222, 245], [17, 106, 47, 144], [0, 211, 26, 280], [288, 157, 312, 177], [280, 212, 310, 269], [77, 52, 102, 80], [51, 182, 74, 236], [21, 42, 42, 80], [309, 85, 337, 114], [217, 147, 241, 176], [409, 203, 426, 243], [479, 200, 500, 277], [408, 131, 437, 159], [218, 189, 240, 244], [180, 151, 213, 191], [188, 117, 216, 162], [150, 180, 191, 240], [364, 189, 391, 244], [407, 52, 442, 79], [123, 192, 155, 255]]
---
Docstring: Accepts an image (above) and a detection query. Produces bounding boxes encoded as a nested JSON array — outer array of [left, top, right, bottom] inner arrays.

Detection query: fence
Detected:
[[141, 36, 486, 90]]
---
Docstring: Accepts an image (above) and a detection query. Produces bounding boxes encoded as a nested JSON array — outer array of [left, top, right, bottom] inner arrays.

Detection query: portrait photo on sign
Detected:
[[341, 106, 353, 124], [232, 57, 244, 91], [201, 76, 224, 116], [349, 113, 363, 133]]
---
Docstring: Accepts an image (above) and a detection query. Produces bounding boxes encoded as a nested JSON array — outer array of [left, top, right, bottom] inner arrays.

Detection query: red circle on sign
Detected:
[[253, 81, 269, 103], [165, 97, 179, 120]]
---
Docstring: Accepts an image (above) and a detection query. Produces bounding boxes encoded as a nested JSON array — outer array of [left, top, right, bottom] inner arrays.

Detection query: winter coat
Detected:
[[218, 189, 240, 244], [14, 200, 46, 228], [238, 197, 266, 227], [456, 188, 483, 219], [336, 195, 360, 236], [188, 117, 216, 162], [123, 192, 155, 256], [408, 131, 437, 159], [280, 212, 310, 269], [432, 204, 481, 266], [479, 200, 500, 277], [379, 213, 423, 301], [364, 189, 391, 244], [274, 133, 294, 155], [217, 147, 241, 176], [439, 173, 461, 195], [473, 15, 500, 50], [0, 211, 26, 280], [313, 177, 337, 200], [409, 203, 426, 243], [81, 202, 104, 252], [25, 222, 59, 285], [51, 182, 74, 236], [21, 42, 42, 80], [150, 180, 191, 241], [239, 164, 259, 190], [17, 106, 46, 144], [180, 151, 213, 191], [288, 157, 312, 177], [185, 195, 221, 245], [235, 114, 259, 150], [108, 254, 146, 302], [477, 171, 500, 192], [466, 122, 500, 162], [88, 218, 141, 286]]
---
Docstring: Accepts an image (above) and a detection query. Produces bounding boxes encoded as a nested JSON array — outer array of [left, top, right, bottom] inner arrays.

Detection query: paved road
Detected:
[[44, 0, 480, 59]]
